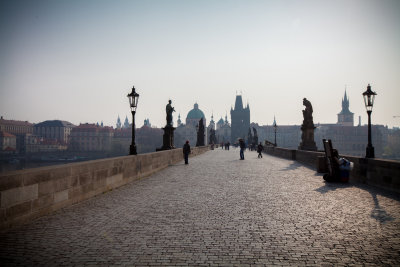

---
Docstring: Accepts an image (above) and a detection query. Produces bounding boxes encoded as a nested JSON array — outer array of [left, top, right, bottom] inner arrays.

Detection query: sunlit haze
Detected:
[[1, 0, 399, 128]]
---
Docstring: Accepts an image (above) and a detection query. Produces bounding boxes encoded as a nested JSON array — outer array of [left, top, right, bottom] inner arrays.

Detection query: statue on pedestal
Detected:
[[157, 100, 176, 151], [209, 128, 217, 145], [253, 127, 258, 149], [196, 118, 205, 147], [299, 98, 317, 151]]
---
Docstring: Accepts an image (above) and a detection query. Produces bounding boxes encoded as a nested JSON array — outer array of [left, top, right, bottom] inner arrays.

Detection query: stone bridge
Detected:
[[0, 149, 399, 266]]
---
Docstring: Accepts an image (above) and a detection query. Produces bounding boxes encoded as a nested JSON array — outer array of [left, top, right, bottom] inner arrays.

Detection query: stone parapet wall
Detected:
[[0, 146, 209, 230], [263, 146, 400, 194]]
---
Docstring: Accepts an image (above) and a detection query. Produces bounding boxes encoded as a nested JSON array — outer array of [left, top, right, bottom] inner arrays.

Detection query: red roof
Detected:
[[0, 118, 33, 126], [0, 131, 16, 138]]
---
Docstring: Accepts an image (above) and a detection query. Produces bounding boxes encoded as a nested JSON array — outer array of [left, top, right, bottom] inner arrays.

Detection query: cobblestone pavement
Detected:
[[1, 149, 400, 266]]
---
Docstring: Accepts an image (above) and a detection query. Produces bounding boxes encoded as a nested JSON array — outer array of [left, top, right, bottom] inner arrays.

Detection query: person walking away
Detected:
[[183, 140, 191, 165], [239, 139, 245, 160], [257, 142, 264, 158]]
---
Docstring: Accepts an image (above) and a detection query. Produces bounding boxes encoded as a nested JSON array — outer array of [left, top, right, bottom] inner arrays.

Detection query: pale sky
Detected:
[[1, 0, 399, 128]]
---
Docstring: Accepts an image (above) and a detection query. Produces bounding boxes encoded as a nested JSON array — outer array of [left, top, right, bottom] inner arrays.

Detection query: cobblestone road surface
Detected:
[[1, 149, 400, 266]]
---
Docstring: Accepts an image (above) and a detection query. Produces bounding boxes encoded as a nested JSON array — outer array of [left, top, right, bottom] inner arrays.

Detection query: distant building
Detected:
[[230, 94, 250, 143], [0, 116, 33, 153], [216, 114, 231, 144], [25, 135, 68, 153], [175, 103, 207, 146], [385, 128, 400, 160], [186, 103, 206, 128], [34, 120, 75, 145], [0, 131, 17, 153], [112, 127, 131, 155], [69, 123, 113, 152], [136, 122, 163, 153]]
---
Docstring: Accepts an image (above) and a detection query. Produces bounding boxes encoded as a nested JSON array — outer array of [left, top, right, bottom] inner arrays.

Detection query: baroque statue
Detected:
[[299, 98, 317, 151], [166, 100, 175, 127]]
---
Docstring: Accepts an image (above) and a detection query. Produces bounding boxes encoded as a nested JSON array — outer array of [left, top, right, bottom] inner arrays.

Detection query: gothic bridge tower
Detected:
[[230, 94, 250, 143]]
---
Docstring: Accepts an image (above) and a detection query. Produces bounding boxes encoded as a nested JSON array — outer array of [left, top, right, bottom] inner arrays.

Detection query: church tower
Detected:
[[337, 90, 354, 126], [230, 94, 250, 143], [116, 115, 122, 129]]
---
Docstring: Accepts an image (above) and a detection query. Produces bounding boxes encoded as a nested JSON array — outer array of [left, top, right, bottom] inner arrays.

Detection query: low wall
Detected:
[[264, 146, 400, 194], [0, 146, 209, 230]]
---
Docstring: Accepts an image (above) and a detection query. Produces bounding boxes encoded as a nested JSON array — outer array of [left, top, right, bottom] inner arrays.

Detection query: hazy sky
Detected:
[[1, 0, 399, 128]]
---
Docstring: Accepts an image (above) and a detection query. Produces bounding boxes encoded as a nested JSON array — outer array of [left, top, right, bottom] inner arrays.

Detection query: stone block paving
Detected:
[[1, 149, 400, 266]]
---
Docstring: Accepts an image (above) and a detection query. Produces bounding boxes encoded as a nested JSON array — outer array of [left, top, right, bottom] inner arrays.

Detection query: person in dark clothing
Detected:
[[183, 140, 191, 164], [257, 142, 263, 158], [239, 139, 245, 160]]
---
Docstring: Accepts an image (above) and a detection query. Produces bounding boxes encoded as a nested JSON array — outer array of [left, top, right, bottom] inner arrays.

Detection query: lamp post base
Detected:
[[130, 145, 137, 155], [366, 145, 375, 158]]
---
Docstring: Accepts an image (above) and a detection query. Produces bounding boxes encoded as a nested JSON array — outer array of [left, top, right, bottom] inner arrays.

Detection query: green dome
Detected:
[[186, 103, 205, 120]]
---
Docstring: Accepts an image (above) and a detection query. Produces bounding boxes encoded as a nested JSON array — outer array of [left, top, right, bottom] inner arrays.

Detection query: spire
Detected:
[[273, 115, 276, 126], [234, 95, 243, 110], [341, 89, 350, 112], [123, 115, 130, 128], [116, 115, 122, 129]]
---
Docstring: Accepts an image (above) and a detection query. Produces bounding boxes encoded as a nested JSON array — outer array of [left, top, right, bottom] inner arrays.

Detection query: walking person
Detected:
[[257, 142, 264, 158], [239, 139, 245, 160], [183, 140, 191, 165]]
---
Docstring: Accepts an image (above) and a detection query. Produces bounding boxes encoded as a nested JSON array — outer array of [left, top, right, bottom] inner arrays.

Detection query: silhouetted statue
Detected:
[[166, 100, 175, 127], [253, 127, 258, 148], [209, 128, 216, 144], [247, 127, 253, 150], [157, 99, 176, 151], [302, 98, 314, 128], [196, 118, 205, 146], [299, 98, 317, 151]]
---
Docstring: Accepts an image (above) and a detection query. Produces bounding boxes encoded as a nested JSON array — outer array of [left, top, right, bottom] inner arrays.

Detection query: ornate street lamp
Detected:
[[362, 84, 377, 158], [273, 116, 278, 146], [127, 85, 139, 155]]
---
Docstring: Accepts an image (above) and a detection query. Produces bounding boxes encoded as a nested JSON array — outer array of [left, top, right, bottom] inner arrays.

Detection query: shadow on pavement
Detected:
[[315, 181, 398, 224], [370, 191, 394, 224], [279, 161, 302, 171], [315, 182, 353, 194]]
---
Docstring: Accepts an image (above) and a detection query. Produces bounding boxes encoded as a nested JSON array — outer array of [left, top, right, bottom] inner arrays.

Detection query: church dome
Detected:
[[186, 103, 205, 120]]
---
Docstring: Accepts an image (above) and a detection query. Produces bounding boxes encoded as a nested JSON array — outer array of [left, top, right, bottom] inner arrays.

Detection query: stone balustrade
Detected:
[[264, 146, 400, 194], [0, 146, 209, 230]]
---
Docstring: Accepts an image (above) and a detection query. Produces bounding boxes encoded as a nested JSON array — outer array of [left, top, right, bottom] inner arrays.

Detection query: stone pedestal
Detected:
[[299, 126, 317, 151], [157, 125, 175, 151]]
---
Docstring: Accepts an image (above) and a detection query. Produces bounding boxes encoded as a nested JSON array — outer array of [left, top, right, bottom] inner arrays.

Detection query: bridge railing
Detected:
[[263, 146, 400, 194], [0, 146, 210, 230]]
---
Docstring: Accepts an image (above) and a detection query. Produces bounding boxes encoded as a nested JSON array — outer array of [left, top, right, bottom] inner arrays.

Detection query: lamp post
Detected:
[[127, 86, 139, 155], [362, 84, 377, 158], [273, 116, 278, 146]]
